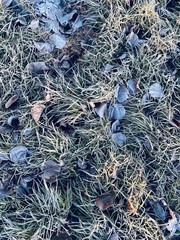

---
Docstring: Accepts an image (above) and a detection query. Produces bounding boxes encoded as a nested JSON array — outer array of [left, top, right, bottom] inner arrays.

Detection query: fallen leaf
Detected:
[[127, 79, 139, 95], [112, 132, 126, 146], [0, 125, 14, 134], [149, 83, 164, 98], [5, 94, 19, 108], [95, 102, 108, 119], [72, 17, 83, 33], [2, 0, 13, 8], [7, 115, 19, 128], [109, 233, 119, 240], [111, 120, 121, 133], [96, 191, 114, 210], [26, 62, 49, 75], [127, 199, 138, 215], [114, 85, 129, 103], [41, 160, 61, 180], [108, 104, 126, 121], [102, 64, 116, 73], [141, 93, 150, 104], [77, 158, 87, 170], [49, 33, 67, 49], [166, 207, 180, 237], [10, 146, 28, 164], [31, 103, 45, 123], [127, 31, 146, 47], [28, 19, 39, 30], [22, 128, 32, 137], [153, 201, 167, 220], [34, 41, 54, 54]]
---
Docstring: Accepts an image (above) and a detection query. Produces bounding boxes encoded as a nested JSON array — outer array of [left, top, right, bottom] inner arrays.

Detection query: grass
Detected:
[[0, 0, 180, 239]]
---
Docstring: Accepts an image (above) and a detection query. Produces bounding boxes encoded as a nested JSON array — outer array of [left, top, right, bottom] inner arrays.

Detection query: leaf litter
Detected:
[[114, 85, 129, 103], [127, 31, 146, 47], [96, 191, 114, 211], [149, 82, 164, 98], [10, 146, 29, 164], [5, 94, 19, 108], [31, 103, 46, 122], [41, 160, 62, 181]]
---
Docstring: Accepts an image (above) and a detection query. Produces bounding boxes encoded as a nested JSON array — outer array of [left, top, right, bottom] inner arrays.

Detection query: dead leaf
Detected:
[[41, 160, 61, 180], [166, 207, 180, 237], [49, 33, 67, 49], [26, 62, 49, 75], [127, 79, 139, 95], [77, 158, 87, 170], [7, 115, 19, 128], [127, 31, 146, 47], [31, 103, 45, 123], [111, 120, 121, 133], [95, 102, 108, 119], [127, 199, 138, 215], [141, 93, 150, 104], [96, 191, 114, 210], [28, 19, 39, 30], [34, 41, 54, 54], [0, 125, 14, 134], [5, 94, 19, 108], [108, 104, 126, 121], [149, 83, 164, 98], [114, 85, 129, 103], [112, 132, 126, 146], [153, 200, 167, 220], [10, 146, 28, 164]]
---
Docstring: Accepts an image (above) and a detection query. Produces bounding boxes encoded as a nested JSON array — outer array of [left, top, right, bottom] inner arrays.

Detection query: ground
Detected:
[[0, 0, 179, 240]]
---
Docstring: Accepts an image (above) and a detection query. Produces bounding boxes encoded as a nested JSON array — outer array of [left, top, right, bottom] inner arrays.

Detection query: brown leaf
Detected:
[[96, 191, 114, 210], [31, 103, 45, 123], [127, 199, 138, 215], [5, 94, 19, 108]]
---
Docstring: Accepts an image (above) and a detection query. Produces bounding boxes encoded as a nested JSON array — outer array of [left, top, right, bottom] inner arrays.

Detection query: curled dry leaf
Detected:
[[10, 146, 28, 164], [96, 191, 114, 211], [149, 83, 164, 98], [31, 103, 45, 123], [114, 85, 129, 103], [127, 31, 146, 47], [95, 102, 108, 119], [5, 94, 19, 108], [127, 79, 139, 95], [34, 41, 54, 54], [28, 19, 39, 30], [49, 33, 67, 49], [7, 115, 19, 128], [41, 160, 61, 180], [26, 62, 49, 75], [108, 104, 126, 121], [153, 200, 167, 220], [111, 120, 121, 133], [127, 199, 138, 215], [112, 132, 126, 146]]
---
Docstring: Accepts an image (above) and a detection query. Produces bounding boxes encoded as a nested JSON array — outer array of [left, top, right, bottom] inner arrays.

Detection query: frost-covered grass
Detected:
[[0, 0, 179, 239]]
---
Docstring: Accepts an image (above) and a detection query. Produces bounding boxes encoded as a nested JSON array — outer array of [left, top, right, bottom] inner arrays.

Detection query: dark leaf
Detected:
[[41, 160, 61, 180], [127, 31, 146, 47], [96, 191, 114, 210], [5, 94, 19, 108], [10, 146, 28, 164], [127, 79, 139, 95], [7, 115, 19, 128], [153, 201, 167, 220], [0, 125, 14, 134]]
